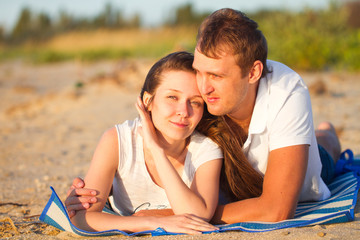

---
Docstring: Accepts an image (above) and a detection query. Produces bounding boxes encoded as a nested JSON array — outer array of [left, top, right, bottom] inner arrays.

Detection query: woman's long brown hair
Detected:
[[196, 110, 263, 202], [140, 51, 263, 202]]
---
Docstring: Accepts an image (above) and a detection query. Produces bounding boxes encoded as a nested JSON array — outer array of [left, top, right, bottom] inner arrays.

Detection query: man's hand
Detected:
[[65, 177, 98, 218]]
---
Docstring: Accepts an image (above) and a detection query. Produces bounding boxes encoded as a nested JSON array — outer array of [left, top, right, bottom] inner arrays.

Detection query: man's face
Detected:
[[193, 48, 251, 117]]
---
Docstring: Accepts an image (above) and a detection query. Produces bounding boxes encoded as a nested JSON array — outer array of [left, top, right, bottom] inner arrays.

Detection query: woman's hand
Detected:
[[135, 96, 161, 151], [65, 177, 98, 218], [152, 214, 219, 235]]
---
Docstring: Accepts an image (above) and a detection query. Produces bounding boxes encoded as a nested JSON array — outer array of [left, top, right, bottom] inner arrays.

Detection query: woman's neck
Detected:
[[158, 136, 189, 163]]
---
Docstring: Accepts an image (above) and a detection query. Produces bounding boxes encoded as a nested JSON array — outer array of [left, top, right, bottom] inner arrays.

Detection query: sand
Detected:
[[0, 59, 359, 239]]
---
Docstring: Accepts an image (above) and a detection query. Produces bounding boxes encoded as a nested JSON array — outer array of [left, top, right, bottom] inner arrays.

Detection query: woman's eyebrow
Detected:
[[165, 89, 202, 99]]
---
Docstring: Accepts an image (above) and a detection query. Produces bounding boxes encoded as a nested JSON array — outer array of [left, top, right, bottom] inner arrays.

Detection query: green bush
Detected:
[[251, 3, 360, 71]]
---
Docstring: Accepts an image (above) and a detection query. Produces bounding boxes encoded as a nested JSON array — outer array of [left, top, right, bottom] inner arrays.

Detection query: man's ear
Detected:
[[248, 60, 263, 84], [142, 91, 153, 110]]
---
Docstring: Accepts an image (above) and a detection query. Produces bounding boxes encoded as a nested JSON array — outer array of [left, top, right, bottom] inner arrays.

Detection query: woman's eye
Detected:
[[191, 101, 202, 107]]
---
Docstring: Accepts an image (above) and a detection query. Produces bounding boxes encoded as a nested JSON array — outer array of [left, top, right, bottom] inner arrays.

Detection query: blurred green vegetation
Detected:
[[0, 1, 359, 71], [251, 1, 360, 71]]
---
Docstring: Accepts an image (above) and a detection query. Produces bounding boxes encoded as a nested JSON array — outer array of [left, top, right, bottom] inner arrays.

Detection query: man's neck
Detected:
[[227, 80, 259, 135], [227, 115, 251, 136]]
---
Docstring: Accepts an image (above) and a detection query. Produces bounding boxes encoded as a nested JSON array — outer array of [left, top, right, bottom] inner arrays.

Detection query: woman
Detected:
[[68, 52, 223, 234]]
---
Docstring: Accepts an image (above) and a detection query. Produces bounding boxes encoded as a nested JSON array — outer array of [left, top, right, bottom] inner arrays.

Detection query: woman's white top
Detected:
[[109, 117, 223, 216]]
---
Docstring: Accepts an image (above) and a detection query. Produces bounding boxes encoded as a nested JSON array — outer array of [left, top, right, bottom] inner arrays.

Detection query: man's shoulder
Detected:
[[266, 60, 298, 76], [264, 60, 304, 89]]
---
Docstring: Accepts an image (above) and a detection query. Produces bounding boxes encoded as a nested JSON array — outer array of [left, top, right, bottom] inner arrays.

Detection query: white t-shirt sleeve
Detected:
[[182, 132, 223, 186], [190, 132, 223, 170]]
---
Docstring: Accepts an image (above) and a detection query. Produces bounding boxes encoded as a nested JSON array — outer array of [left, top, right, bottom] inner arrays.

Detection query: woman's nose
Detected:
[[176, 102, 190, 117]]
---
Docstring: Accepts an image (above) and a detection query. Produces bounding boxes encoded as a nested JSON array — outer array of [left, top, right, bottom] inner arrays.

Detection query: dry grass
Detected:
[[45, 27, 197, 52], [0, 26, 199, 62]]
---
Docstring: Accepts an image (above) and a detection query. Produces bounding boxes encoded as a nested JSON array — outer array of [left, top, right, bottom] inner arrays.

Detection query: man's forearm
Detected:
[[211, 196, 294, 224], [132, 209, 174, 217]]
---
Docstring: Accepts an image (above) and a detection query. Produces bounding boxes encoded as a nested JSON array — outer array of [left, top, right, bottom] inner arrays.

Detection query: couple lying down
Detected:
[[64, 9, 341, 235]]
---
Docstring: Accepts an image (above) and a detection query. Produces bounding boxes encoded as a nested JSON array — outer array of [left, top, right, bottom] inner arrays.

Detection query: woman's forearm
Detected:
[[151, 148, 218, 221], [71, 210, 153, 233]]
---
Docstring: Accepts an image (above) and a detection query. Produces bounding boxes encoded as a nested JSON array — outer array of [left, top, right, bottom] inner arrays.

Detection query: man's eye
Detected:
[[167, 96, 177, 100]]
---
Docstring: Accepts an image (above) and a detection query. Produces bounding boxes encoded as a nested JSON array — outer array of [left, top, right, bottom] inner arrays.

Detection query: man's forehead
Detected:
[[195, 44, 234, 59]]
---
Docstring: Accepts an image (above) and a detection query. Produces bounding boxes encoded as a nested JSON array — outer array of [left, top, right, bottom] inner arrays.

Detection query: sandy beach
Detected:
[[1, 59, 359, 239]]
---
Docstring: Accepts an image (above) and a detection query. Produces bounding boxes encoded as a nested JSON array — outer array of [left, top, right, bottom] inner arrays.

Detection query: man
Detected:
[[65, 8, 341, 224]]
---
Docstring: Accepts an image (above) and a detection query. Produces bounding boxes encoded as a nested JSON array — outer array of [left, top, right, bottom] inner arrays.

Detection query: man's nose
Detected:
[[197, 75, 213, 95]]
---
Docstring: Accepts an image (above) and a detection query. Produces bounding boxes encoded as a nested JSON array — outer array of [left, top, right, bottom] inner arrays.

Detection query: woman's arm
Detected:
[[136, 97, 222, 221], [212, 144, 308, 224], [70, 127, 153, 232], [152, 147, 222, 221], [70, 127, 218, 234], [70, 127, 118, 230]]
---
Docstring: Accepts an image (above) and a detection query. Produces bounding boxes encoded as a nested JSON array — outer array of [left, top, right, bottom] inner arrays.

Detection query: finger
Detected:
[[181, 221, 218, 233], [75, 188, 97, 196], [182, 214, 212, 224], [66, 202, 90, 212], [177, 228, 202, 235], [68, 210, 76, 218], [186, 221, 218, 231], [183, 215, 219, 231], [69, 188, 97, 197], [65, 195, 97, 208], [136, 98, 153, 129], [73, 177, 85, 188], [67, 177, 85, 197], [135, 97, 146, 120]]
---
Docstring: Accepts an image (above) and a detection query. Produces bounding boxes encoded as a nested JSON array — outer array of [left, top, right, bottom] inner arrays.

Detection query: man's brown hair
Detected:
[[197, 8, 269, 78]]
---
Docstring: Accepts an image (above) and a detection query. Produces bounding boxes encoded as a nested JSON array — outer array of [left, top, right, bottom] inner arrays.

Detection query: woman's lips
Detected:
[[170, 121, 189, 128]]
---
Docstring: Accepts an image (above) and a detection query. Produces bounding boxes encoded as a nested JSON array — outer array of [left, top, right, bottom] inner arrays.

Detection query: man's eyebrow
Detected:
[[191, 95, 203, 99], [193, 68, 225, 77]]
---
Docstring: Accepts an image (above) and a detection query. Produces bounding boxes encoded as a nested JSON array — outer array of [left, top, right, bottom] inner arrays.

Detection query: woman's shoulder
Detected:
[[190, 131, 222, 152], [115, 117, 141, 130], [187, 131, 223, 170], [113, 117, 141, 137]]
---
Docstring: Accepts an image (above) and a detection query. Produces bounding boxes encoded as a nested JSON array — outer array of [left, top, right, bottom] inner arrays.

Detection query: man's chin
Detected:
[[207, 106, 225, 116]]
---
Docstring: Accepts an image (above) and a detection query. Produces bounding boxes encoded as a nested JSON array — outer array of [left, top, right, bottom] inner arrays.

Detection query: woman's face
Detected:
[[144, 70, 204, 143]]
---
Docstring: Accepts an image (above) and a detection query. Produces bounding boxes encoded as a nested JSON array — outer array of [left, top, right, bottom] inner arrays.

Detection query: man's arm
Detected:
[[212, 144, 308, 224], [66, 145, 308, 222]]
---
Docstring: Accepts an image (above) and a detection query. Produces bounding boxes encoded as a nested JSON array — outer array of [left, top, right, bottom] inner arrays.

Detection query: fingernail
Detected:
[[84, 203, 90, 208], [77, 183, 83, 187], [90, 197, 97, 203], [91, 190, 97, 195]]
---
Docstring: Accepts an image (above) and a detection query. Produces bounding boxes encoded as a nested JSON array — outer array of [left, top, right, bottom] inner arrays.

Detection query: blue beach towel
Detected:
[[40, 169, 360, 237]]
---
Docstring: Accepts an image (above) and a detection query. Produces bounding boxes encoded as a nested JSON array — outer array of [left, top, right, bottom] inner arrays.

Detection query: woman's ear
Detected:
[[248, 60, 263, 84], [142, 91, 153, 111]]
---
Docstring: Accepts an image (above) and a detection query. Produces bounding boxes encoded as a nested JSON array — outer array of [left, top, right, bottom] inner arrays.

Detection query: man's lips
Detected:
[[206, 96, 219, 104]]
